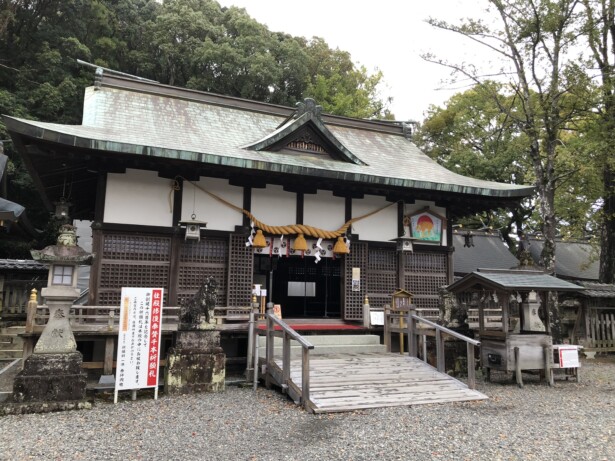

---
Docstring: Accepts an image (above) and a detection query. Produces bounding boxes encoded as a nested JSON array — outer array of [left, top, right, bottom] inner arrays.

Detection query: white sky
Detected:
[[216, 0, 496, 121]]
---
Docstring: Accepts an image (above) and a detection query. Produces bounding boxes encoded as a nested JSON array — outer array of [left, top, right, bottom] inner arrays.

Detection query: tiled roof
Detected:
[[527, 239, 599, 281], [574, 281, 615, 298], [453, 231, 519, 275], [0, 259, 47, 271], [3, 76, 534, 200]]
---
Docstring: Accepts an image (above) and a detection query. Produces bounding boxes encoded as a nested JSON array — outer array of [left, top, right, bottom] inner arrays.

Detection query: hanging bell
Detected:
[[253, 229, 267, 248], [293, 233, 308, 252], [333, 236, 349, 255]]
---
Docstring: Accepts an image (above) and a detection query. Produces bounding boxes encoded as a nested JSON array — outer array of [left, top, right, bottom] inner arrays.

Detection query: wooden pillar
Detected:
[[103, 336, 115, 375], [500, 291, 509, 333], [89, 172, 107, 306]]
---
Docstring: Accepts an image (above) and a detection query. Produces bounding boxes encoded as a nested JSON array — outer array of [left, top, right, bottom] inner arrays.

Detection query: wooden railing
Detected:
[[1, 280, 45, 317], [25, 304, 181, 334], [585, 307, 615, 352], [385, 305, 481, 389], [254, 307, 314, 410]]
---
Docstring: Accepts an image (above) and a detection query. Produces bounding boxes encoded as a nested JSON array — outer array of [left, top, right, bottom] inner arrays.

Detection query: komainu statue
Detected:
[[180, 276, 218, 326]]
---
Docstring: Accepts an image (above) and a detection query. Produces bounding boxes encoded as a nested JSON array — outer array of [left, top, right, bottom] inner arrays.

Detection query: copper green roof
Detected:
[[3, 75, 534, 201]]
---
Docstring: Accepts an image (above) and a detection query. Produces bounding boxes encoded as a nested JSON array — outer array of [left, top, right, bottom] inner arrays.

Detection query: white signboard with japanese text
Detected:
[[114, 287, 164, 402]]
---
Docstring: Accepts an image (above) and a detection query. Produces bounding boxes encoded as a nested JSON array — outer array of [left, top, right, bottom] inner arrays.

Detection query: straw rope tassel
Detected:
[[176, 176, 399, 239]]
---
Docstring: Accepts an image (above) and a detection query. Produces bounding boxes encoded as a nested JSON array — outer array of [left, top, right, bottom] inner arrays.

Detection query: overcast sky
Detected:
[[216, 0, 495, 121]]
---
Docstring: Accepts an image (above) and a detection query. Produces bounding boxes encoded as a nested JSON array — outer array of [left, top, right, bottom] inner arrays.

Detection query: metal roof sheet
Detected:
[[527, 239, 599, 281], [3, 81, 534, 200], [453, 231, 519, 275], [448, 269, 584, 292]]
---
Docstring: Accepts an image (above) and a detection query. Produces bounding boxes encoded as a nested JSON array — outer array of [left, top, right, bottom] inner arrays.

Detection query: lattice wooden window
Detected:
[[403, 251, 447, 319], [102, 234, 170, 261], [367, 247, 398, 308], [177, 238, 228, 306], [227, 234, 253, 307], [344, 242, 368, 320], [97, 232, 172, 306]]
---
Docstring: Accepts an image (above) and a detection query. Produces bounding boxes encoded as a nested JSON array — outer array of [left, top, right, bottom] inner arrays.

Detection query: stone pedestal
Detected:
[[164, 329, 225, 394], [13, 352, 87, 402]]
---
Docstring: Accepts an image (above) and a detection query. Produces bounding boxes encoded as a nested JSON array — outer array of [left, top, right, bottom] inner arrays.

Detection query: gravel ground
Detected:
[[0, 357, 614, 461]]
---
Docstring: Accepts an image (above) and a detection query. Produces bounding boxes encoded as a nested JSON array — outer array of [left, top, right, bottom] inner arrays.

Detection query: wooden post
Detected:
[[384, 304, 391, 352], [246, 306, 258, 382], [301, 346, 310, 410], [467, 342, 476, 389], [282, 331, 291, 392], [103, 336, 115, 375], [436, 329, 445, 373], [514, 346, 523, 388], [500, 291, 509, 333], [544, 345, 554, 386], [265, 306, 274, 389], [408, 307, 417, 358]]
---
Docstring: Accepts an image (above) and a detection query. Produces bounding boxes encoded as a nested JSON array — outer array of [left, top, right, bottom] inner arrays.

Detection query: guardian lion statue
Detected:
[[180, 276, 218, 326]]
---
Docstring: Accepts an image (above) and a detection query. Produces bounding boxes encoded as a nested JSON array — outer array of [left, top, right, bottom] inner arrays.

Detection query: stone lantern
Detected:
[[12, 224, 94, 404]]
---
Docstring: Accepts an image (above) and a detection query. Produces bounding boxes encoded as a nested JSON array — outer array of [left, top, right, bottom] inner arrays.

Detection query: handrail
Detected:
[[384, 305, 480, 390], [258, 308, 314, 410], [411, 315, 481, 346]]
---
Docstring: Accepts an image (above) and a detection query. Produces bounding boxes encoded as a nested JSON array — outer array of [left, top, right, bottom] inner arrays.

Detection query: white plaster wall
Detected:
[[182, 177, 243, 231], [251, 185, 297, 227], [104, 169, 173, 227], [304, 191, 346, 232], [351, 195, 398, 242], [405, 200, 448, 246]]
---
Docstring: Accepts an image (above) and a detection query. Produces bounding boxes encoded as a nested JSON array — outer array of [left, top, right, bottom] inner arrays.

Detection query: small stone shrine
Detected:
[[165, 276, 225, 394], [12, 224, 93, 405]]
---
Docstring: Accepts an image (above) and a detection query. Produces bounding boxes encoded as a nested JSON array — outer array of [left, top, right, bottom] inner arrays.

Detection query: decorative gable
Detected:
[[243, 98, 367, 166]]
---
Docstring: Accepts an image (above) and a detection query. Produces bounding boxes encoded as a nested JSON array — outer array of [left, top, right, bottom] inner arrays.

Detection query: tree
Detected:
[[0, 0, 393, 256], [580, 0, 615, 284], [416, 81, 602, 249], [426, 0, 594, 341], [414, 81, 536, 250]]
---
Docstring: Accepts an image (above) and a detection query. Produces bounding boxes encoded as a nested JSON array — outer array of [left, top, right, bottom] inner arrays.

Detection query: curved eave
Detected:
[[4, 116, 535, 200]]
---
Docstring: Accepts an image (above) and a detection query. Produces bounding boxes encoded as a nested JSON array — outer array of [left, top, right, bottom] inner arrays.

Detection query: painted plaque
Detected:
[[116, 287, 164, 392], [410, 210, 443, 243]]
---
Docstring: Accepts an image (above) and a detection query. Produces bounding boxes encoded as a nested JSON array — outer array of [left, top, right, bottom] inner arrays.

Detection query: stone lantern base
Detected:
[[13, 352, 87, 403]]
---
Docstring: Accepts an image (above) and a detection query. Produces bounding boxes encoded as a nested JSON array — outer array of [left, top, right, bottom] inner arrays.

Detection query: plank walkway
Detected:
[[269, 352, 487, 413]]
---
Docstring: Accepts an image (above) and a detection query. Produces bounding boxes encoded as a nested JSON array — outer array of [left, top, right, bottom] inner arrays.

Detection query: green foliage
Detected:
[[0, 0, 392, 256]]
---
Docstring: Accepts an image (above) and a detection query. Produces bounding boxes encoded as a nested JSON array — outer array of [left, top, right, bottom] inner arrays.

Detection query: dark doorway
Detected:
[[254, 255, 341, 318]]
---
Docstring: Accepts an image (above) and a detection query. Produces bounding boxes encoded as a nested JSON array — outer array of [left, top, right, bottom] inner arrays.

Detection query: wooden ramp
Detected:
[[268, 352, 487, 413]]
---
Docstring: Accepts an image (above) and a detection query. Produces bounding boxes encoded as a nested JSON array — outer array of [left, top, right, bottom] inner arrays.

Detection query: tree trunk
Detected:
[[600, 163, 615, 283], [539, 174, 562, 342]]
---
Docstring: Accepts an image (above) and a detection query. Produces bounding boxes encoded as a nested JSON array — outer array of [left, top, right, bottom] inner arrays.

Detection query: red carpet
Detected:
[[257, 324, 364, 331]]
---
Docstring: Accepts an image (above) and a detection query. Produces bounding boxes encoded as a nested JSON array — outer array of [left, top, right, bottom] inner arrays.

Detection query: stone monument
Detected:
[[12, 224, 93, 404], [165, 276, 225, 394]]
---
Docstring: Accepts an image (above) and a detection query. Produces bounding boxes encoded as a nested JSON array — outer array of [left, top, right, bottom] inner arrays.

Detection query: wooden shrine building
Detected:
[[3, 71, 534, 324]]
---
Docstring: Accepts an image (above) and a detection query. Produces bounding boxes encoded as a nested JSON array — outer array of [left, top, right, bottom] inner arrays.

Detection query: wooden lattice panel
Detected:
[[227, 234, 253, 307], [177, 238, 228, 306], [96, 233, 172, 306], [102, 234, 170, 261], [367, 247, 398, 308], [404, 252, 447, 319], [344, 242, 368, 320]]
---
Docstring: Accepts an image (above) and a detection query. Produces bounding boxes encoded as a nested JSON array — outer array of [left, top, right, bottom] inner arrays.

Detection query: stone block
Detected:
[[12, 352, 87, 402]]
